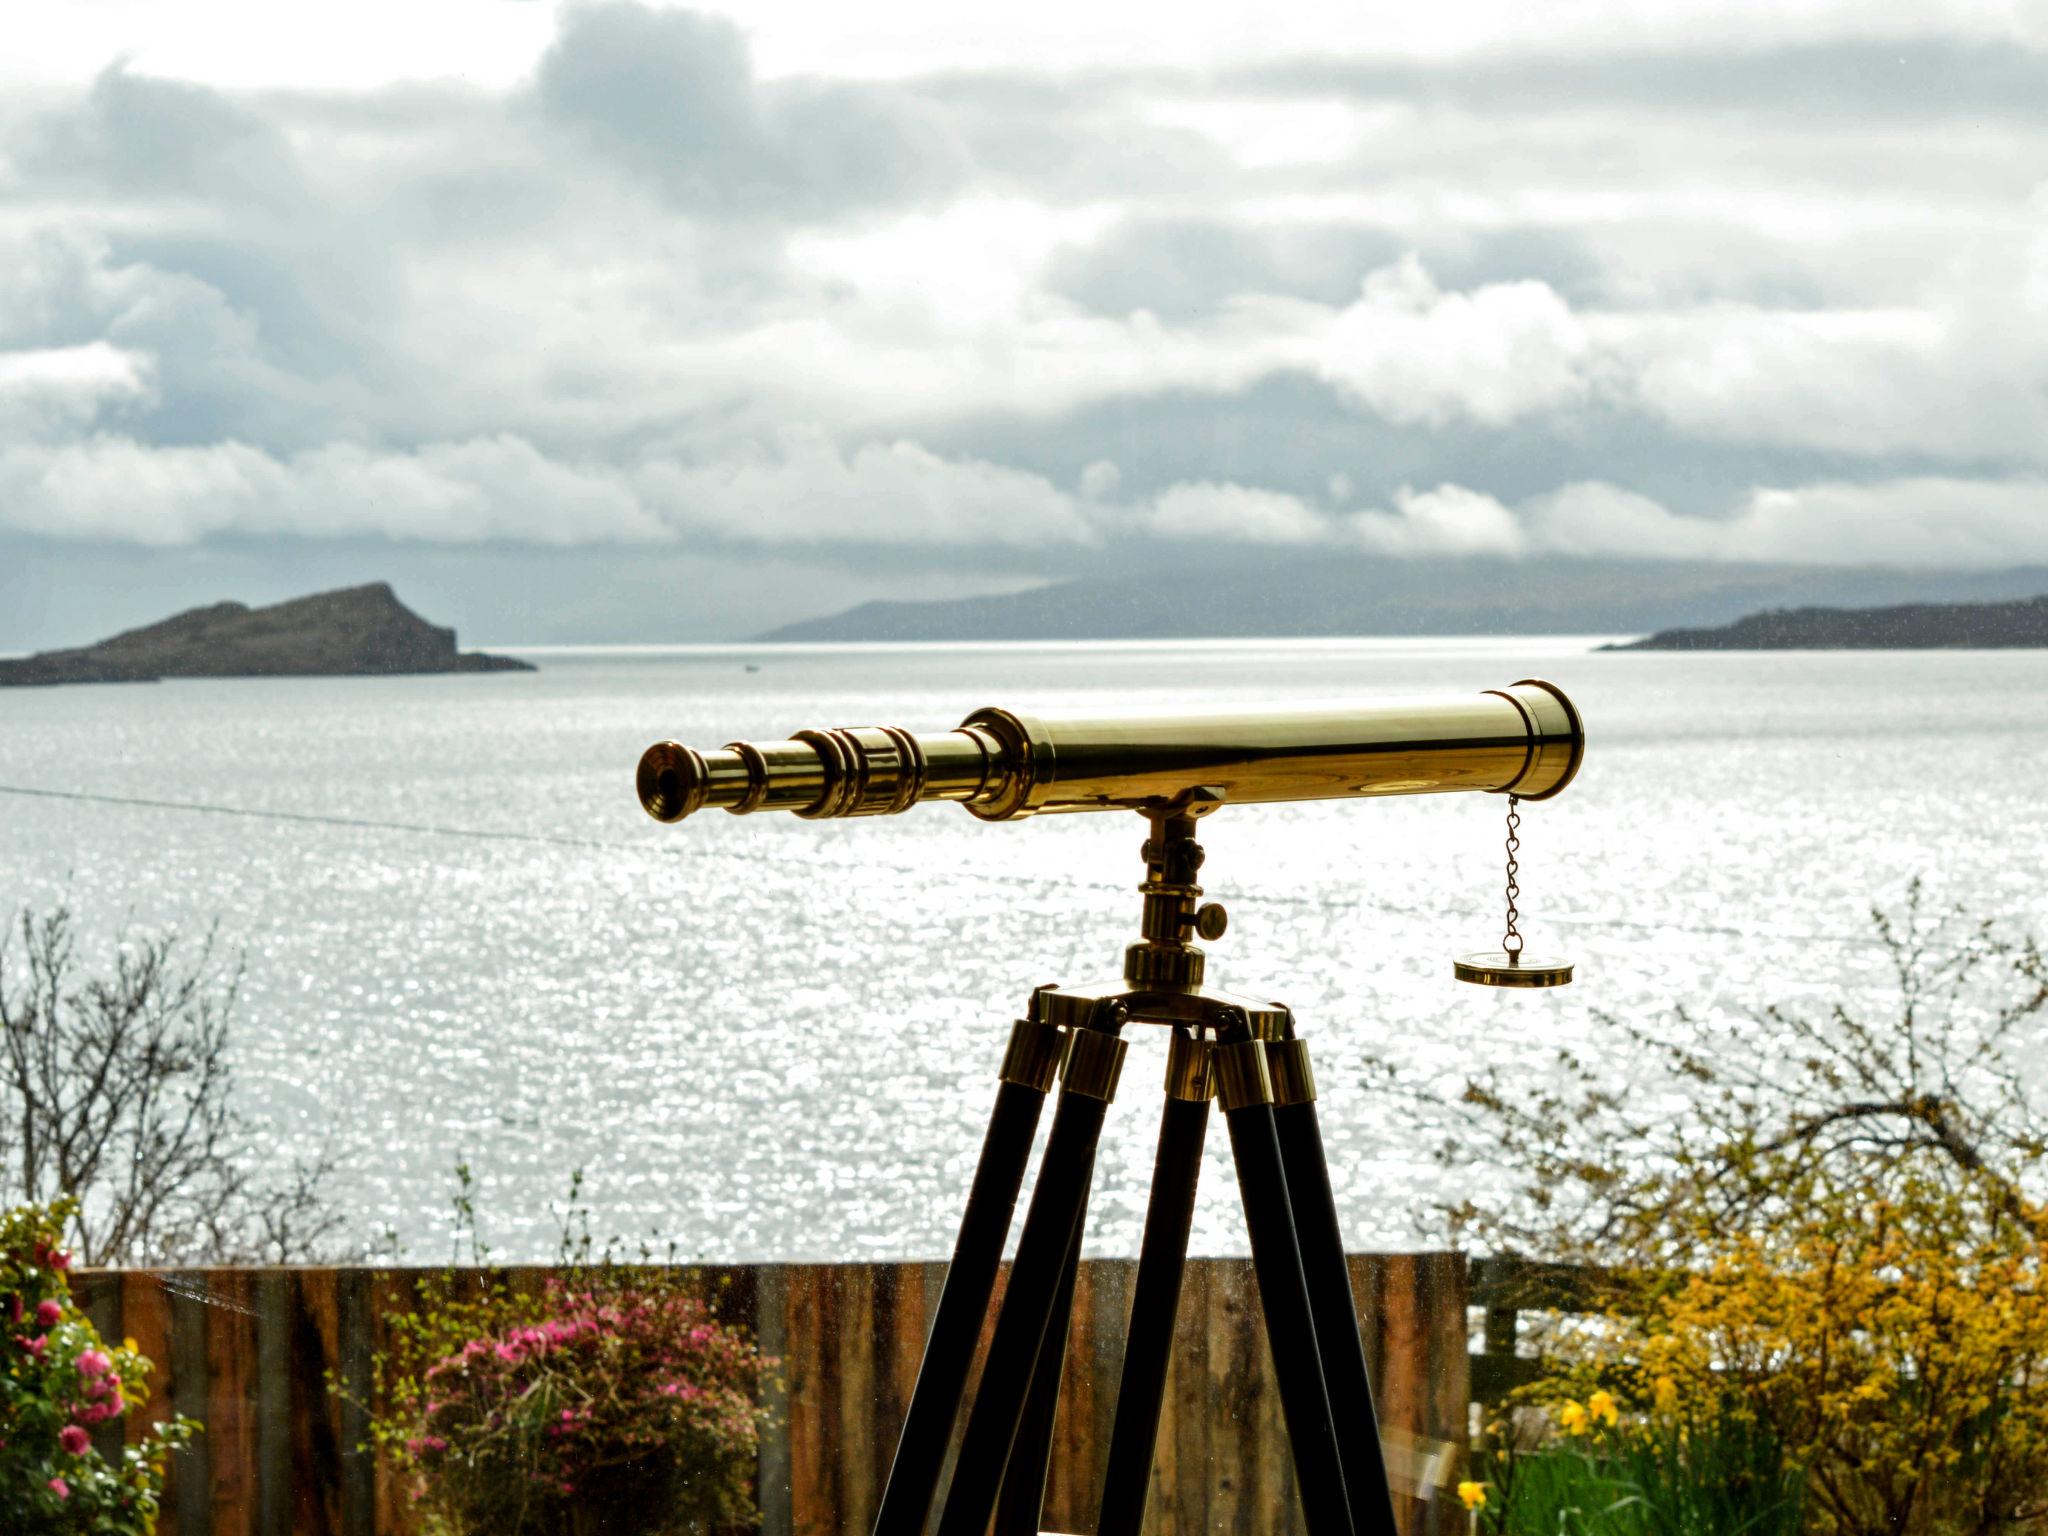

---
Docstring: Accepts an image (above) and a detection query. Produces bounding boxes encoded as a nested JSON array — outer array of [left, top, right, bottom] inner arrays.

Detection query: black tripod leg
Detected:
[[1272, 1042, 1399, 1536], [874, 1019, 1066, 1536], [1218, 1041, 1355, 1536], [1097, 1048, 1212, 1536], [991, 1151, 1094, 1536], [935, 1024, 1126, 1536]]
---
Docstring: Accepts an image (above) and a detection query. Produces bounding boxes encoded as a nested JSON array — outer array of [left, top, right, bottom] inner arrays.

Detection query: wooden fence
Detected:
[[73, 1255, 1468, 1536]]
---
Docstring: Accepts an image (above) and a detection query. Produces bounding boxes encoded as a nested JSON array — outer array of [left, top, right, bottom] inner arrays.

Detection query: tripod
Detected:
[[871, 800, 1401, 1536]]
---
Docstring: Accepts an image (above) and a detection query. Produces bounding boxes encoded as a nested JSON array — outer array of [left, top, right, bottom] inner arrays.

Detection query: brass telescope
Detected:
[[634, 678, 1585, 1536], [637, 678, 1582, 823]]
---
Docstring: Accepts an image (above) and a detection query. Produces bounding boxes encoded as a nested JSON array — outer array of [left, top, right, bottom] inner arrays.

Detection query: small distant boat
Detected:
[[744, 663, 761, 673]]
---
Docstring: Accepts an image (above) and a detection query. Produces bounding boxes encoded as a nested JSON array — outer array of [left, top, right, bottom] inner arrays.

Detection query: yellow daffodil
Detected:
[[1457, 1480, 1489, 1511], [1588, 1389, 1619, 1427], [1559, 1400, 1590, 1435]]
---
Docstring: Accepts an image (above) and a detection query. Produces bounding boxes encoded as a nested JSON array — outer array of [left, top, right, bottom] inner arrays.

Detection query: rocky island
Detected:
[[1605, 592, 2048, 651], [0, 583, 534, 686]]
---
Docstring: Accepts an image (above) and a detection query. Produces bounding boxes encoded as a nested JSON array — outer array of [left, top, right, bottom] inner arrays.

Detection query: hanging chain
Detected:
[[1501, 793, 1523, 957]]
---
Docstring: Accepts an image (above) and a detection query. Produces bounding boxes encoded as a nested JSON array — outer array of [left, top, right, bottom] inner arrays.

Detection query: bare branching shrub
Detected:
[[0, 905, 341, 1265], [1437, 881, 2047, 1263]]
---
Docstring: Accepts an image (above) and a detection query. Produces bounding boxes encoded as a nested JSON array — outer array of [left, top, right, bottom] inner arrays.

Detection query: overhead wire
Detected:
[[0, 779, 1899, 950]]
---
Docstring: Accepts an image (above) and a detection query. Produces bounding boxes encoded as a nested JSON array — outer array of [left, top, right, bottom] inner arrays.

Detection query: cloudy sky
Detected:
[[2, 0, 2045, 644]]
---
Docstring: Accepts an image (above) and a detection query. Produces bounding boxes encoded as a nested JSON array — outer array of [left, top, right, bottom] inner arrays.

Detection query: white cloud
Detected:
[[0, 432, 1109, 550], [1522, 481, 1725, 560], [1313, 258, 2048, 466], [12, 0, 2026, 91], [1130, 474, 2048, 568], [1320, 255, 1593, 426], [1362, 483, 1528, 555], [1721, 477, 2048, 567], [0, 342, 153, 436], [3, 3, 2046, 596], [1503, 475, 2048, 568], [668, 294, 1323, 430], [637, 438, 1098, 547], [1605, 305, 2048, 462], [1144, 481, 1330, 543], [1139, 97, 1394, 171], [785, 198, 1119, 325], [0, 434, 667, 546], [5, 411, 2042, 577], [1079, 460, 1123, 501]]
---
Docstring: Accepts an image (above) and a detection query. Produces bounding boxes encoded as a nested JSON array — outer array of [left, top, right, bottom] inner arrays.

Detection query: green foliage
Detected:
[[360, 1268, 770, 1536], [340, 1169, 769, 1536], [0, 1199, 196, 1535], [1477, 1393, 1802, 1536]]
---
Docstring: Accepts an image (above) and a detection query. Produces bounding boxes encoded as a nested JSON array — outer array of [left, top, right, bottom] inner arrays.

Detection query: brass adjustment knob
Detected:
[[1195, 903, 1228, 941]]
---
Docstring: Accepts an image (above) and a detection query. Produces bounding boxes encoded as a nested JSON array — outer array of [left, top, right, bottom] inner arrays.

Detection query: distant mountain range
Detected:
[[1607, 592, 2048, 650], [0, 583, 533, 686], [757, 556, 2048, 642]]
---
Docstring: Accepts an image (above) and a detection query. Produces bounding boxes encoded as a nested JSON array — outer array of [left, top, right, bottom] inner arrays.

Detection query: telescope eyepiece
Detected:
[[637, 740, 709, 823]]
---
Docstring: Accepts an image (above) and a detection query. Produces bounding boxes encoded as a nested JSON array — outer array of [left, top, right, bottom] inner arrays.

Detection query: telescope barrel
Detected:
[[638, 678, 1582, 824]]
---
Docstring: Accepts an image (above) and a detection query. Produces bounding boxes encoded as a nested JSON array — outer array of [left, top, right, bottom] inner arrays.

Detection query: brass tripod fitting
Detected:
[[1163, 1032, 1216, 1101], [998, 1019, 1068, 1091], [1124, 803, 1216, 991], [1062, 1028, 1128, 1102], [1216, 1040, 1276, 1110], [1267, 1039, 1317, 1106]]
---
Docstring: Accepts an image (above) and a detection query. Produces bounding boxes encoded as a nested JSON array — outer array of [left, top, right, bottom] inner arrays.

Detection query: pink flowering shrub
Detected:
[[0, 1200, 195, 1534], [366, 1272, 770, 1535]]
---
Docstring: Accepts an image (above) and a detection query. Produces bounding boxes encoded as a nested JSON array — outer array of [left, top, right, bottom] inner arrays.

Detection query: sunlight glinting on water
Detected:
[[3, 638, 2044, 1261]]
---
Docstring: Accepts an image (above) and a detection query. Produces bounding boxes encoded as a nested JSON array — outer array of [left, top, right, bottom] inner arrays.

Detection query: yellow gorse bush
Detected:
[[1616, 1162, 2048, 1533]]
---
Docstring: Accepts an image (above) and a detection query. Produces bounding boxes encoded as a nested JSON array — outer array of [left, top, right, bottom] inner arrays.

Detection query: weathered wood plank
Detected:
[[873, 1259, 927, 1513], [255, 1271, 291, 1536], [1379, 1254, 1429, 1535], [1251, 1258, 1300, 1531], [201, 1269, 258, 1536], [366, 1268, 421, 1536], [335, 1269, 376, 1536], [1416, 1254, 1469, 1536], [1208, 1257, 1280, 1534], [782, 1264, 843, 1535], [754, 1264, 793, 1536], [119, 1270, 175, 1446], [1163, 1256, 1211, 1536], [833, 1265, 882, 1527], [76, 1270, 126, 1463], [285, 1269, 345, 1536], [167, 1276, 212, 1536]]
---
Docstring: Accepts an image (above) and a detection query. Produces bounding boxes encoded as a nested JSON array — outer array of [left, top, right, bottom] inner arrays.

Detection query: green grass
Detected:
[[1485, 1413, 1804, 1536]]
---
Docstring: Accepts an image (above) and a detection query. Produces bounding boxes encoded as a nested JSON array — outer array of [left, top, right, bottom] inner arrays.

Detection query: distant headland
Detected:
[[1604, 593, 2048, 651], [0, 583, 534, 686], [756, 556, 2048, 643]]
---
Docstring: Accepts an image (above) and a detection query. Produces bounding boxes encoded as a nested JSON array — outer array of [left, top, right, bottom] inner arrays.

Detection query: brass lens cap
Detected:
[[1453, 951, 1574, 988]]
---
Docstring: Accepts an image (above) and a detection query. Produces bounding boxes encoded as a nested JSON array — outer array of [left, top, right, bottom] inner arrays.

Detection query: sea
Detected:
[[2, 639, 2044, 1263]]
